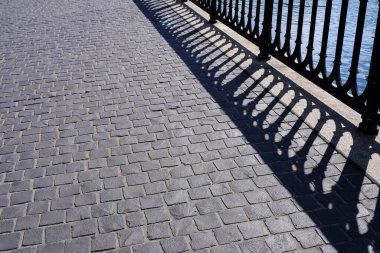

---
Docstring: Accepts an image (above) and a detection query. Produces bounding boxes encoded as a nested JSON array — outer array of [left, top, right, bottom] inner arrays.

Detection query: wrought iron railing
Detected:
[[185, 0, 380, 134]]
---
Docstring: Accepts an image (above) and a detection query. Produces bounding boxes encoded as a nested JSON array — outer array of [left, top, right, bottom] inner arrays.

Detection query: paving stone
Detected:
[[67, 206, 91, 222], [292, 229, 325, 248], [140, 195, 163, 209], [190, 232, 217, 250], [209, 183, 233, 196], [40, 211, 65, 226], [123, 185, 145, 199], [265, 216, 294, 234], [147, 222, 172, 239], [100, 188, 123, 202], [243, 204, 272, 221], [265, 233, 298, 253], [164, 190, 188, 205], [71, 219, 97, 237], [117, 199, 140, 214], [51, 196, 74, 210], [188, 175, 211, 188], [45, 224, 71, 243], [15, 215, 40, 231], [290, 212, 316, 229], [266, 185, 292, 200], [160, 236, 189, 253], [132, 242, 162, 253], [149, 169, 171, 182], [91, 203, 115, 218], [144, 181, 167, 194], [0, 232, 21, 250], [219, 207, 249, 224], [239, 238, 271, 253], [92, 233, 118, 251], [189, 186, 211, 200], [194, 213, 222, 230], [10, 191, 33, 205], [75, 193, 97, 206], [23, 228, 43, 246], [214, 225, 242, 245], [81, 180, 103, 193], [268, 199, 298, 216], [229, 179, 256, 193], [196, 198, 223, 214], [118, 228, 145, 247], [170, 218, 198, 236], [238, 220, 269, 239], [145, 207, 171, 224], [169, 166, 193, 179], [244, 190, 271, 204], [166, 178, 189, 191], [60, 185, 81, 197], [64, 237, 90, 253], [98, 214, 125, 233], [169, 203, 197, 219], [38, 242, 64, 253], [27, 201, 49, 215], [126, 211, 145, 227], [0, 219, 14, 234]]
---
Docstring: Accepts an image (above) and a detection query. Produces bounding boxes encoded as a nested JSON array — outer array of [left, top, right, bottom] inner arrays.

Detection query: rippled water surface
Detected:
[[229, 0, 378, 93]]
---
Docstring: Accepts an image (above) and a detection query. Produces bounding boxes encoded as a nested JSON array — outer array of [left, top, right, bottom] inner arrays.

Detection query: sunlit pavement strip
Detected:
[[0, 0, 379, 252]]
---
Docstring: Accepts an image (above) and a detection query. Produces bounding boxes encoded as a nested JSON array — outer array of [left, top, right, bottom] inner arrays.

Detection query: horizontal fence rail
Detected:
[[186, 0, 380, 134]]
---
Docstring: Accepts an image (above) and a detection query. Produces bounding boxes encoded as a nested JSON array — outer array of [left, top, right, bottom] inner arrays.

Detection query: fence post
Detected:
[[359, 2, 380, 135], [209, 0, 218, 24], [258, 0, 274, 60]]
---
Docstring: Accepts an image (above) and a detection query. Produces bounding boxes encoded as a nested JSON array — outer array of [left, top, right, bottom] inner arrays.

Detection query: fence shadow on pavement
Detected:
[[133, 0, 380, 251]]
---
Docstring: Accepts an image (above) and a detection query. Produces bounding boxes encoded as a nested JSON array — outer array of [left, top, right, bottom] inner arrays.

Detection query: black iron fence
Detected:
[[186, 0, 380, 134]]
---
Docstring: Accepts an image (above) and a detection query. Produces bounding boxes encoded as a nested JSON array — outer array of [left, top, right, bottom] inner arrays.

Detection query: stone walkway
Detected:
[[0, 0, 379, 252]]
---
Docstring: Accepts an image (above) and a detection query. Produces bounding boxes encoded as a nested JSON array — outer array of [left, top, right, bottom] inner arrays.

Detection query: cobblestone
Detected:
[[0, 0, 378, 251]]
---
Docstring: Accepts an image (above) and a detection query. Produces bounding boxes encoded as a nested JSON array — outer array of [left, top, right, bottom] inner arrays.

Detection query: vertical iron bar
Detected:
[[344, 0, 368, 97], [209, 0, 218, 23], [302, 0, 318, 69], [258, 0, 274, 60], [359, 1, 380, 134], [315, 0, 332, 79], [240, 0, 246, 30], [246, 0, 254, 33], [273, 0, 283, 50], [253, 0, 261, 39], [217, 0, 222, 16], [282, 0, 293, 56], [234, 0, 240, 25], [328, 0, 349, 86], [222, 0, 228, 18], [291, 0, 306, 63], [228, 0, 234, 22]]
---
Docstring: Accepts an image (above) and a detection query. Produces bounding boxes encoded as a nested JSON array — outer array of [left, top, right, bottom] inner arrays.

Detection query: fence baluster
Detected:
[[282, 0, 293, 56], [210, 0, 218, 23], [291, 0, 305, 63], [344, 0, 368, 97], [359, 1, 380, 134], [302, 0, 318, 69], [328, 0, 349, 86], [258, 0, 274, 60], [253, 0, 261, 39], [273, 0, 283, 50]]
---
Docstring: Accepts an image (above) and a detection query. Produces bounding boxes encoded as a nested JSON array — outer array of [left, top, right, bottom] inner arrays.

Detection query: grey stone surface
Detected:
[[91, 233, 118, 251], [118, 228, 145, 247], [160, 236, 189, 253], [0, 0, 378, 252]]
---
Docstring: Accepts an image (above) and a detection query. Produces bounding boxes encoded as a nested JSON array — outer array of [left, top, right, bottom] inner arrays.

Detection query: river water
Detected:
[[229, 0, 379, 93]]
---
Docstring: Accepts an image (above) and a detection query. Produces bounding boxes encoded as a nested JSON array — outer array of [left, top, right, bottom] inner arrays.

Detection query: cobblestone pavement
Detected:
[[0, 0, 379, 252]]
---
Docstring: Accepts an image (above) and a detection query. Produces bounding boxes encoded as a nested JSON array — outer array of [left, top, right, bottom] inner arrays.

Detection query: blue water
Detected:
[[229, 0, 378, 94]]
